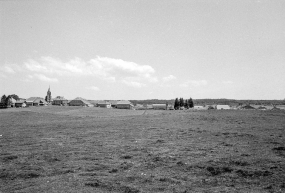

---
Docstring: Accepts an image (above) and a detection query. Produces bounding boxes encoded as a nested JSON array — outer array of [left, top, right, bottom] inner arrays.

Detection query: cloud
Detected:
[[121, 80, 146, 88], [87, 86, 100, 91], [17, 56, 157, 85], [180, 80, 208, 87], [163, 75, 176, 82], [32, 74, 58, 82], [3, 66, 16, 74]]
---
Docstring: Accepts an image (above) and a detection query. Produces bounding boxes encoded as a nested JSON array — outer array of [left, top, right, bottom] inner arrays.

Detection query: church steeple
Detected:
[[46, 86, 52, 103]]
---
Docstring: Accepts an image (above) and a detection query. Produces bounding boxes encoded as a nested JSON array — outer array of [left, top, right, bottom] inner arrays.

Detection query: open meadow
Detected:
[[0, 106, 285, 193]]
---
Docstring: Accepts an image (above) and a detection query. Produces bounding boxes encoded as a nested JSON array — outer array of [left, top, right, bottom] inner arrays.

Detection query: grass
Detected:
[[0, 106, 285, 192]]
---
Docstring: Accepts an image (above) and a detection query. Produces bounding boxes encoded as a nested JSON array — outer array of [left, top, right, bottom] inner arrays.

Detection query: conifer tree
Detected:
[[184, 99, 189, 109], [188, 97, 194, 108], [1, 95, 7, 103], [174, 98, 179, 110], [179, 98, 184, 107]]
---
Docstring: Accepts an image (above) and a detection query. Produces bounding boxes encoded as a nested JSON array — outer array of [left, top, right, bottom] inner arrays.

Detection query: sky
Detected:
[[1, 0, 285, 100]]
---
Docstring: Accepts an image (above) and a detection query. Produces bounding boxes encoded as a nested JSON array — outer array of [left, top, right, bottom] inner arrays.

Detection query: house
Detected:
[[194, 106, 206, 110], [205, 105, 216, 110], [109, 100, 118, 108], [52, 96, 68, 106], [7, 97, 17, 107], [97, 101, 111, 108], [257, 106, 267, 110], [146, 104, 153, 109], [26, 97, 47, 106], [167, 105, 174, 110], [238, 104, 255, 110], [88, 100, 101, 107], [117, 101, 134, 109], [68, 97, 94, 107], [216, 105, 230, 110], [15, 100, 27, 108], [153, 104, 167, 110], [276, 105, 285, 110]]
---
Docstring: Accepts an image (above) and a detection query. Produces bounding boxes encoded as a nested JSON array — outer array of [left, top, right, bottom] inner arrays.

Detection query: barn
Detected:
[[52, 96, 68, 106], [26, 97, 47, 106], [97, 101, 111, 108], [15, 100, 27, 108], [239, 104, 255, 110], [194, 106, 205, 110], [68, 97, 94, 107], [153, 104, 167, 110], [117, 101, 134, 109], [216, 105, 230, 110]]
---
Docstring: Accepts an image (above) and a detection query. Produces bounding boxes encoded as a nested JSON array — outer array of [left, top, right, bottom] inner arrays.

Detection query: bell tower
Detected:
[[45, 86, 52, 103]]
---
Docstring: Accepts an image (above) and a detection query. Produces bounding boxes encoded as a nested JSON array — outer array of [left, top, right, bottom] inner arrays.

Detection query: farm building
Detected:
[[146, 104, 153, 109], [205, 105, 216, 110], [216, 105, 230, 110], [97, 101, 111, 108], [238, 104, 255, 110], [117, 101, 134, 109], [109, 100, 118, 108], [15, 100, 27, 108], [167, 105, 174, 110], [68, 97, 94, 107], [52, 96, 68, 106], [26, 97, 47, 106], [153, 104, 167, 110], [276, 105, 285, 110], [87, 100, 100, 106], [194, 106, 206, 110]]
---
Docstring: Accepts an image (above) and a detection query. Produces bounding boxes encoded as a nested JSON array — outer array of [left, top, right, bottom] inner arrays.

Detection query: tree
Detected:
[[184, 99, 189, 109], [179, 98, 184, 107], [1, 95, 7, 103], [188, 97, 194, 108], [174, 98, 179, 110], [5, 96, 12, 107], [1, 95, 7, 108], [9, 94, 19, 101]]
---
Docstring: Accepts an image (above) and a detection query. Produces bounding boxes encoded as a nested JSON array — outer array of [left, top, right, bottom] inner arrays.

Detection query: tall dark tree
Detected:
[[184, 99, 189, 109], [174, 98, 179, 110], [1, 95, 7, 103], [1, 95, 7, 108], [188, 97, 194, 108], [179, 98, 184, 107], [5, 96, 12, 107]]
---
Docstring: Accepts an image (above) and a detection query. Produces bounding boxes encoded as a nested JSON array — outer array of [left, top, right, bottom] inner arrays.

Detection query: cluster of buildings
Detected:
[[193, 104, 285, 110], [2, 87, 284, 111], [2, 87, 172, 110]]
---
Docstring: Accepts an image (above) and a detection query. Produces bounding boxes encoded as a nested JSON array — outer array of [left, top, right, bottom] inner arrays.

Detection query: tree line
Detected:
[[174, 97, 194, 110]]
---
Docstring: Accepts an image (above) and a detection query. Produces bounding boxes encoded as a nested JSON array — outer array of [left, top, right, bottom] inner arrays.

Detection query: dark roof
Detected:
[[26, 97, 40, 102], [15, 100, 26, 104]]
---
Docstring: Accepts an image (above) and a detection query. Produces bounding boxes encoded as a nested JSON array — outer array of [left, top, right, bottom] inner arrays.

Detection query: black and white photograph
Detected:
[[1, 0, 285, 192]]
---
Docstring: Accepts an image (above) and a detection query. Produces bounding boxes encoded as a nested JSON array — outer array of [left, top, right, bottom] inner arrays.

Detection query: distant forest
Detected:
[[130, 99, 285, 106]]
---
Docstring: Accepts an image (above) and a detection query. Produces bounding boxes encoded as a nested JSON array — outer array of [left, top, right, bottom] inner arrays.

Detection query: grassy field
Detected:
[[0, 106, 285, 193]]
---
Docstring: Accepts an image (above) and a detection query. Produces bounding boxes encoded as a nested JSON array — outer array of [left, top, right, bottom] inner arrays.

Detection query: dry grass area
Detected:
[[0, 106, 285, 192]]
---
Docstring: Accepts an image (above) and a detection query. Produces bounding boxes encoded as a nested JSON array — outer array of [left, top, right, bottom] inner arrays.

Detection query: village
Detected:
[[1, 86, 285, 111]]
